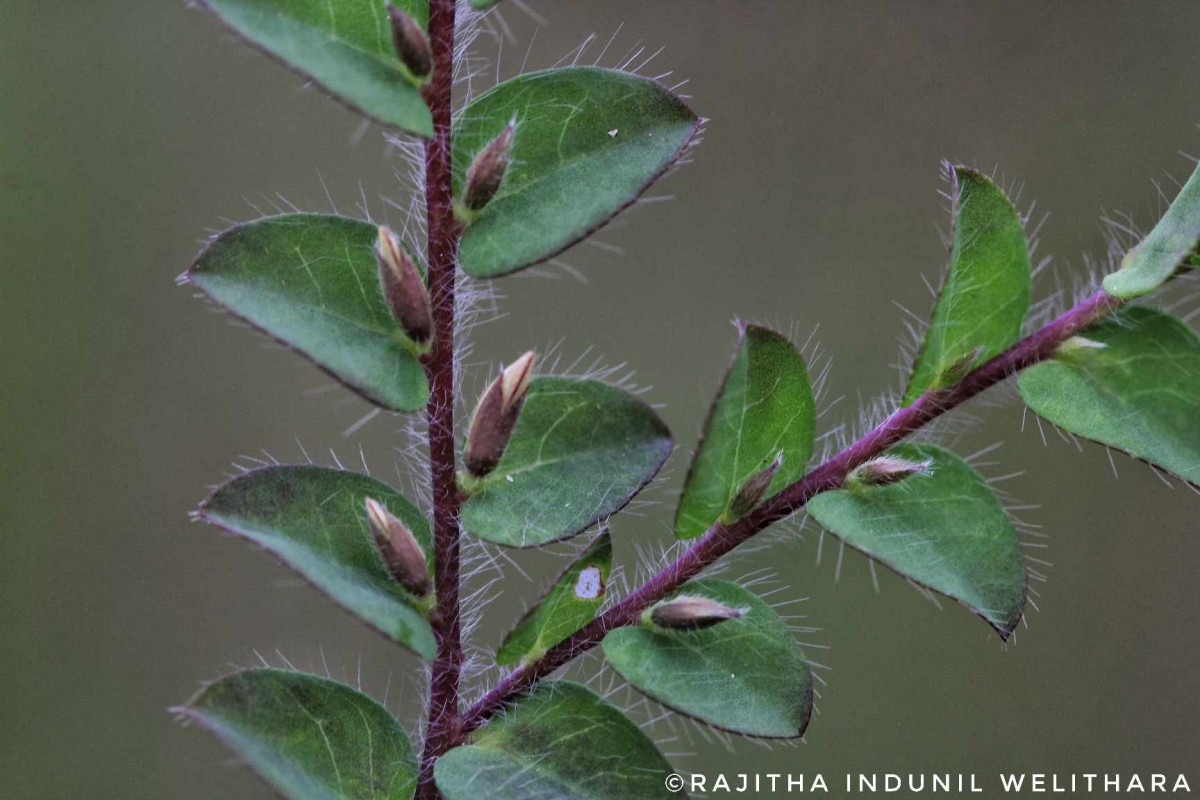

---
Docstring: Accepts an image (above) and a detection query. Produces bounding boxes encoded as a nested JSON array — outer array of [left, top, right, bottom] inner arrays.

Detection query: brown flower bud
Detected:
[[463, 122, 515, 212], [847, 455, 932, 488], [375, 226, 432, 344], [464, 351, 536, 478], [649, 595, 745, 630], [365, 497, 430, 596], [940, 345, 986, 385], [728, 453, 783, 519], [387, 3, 432, 79]]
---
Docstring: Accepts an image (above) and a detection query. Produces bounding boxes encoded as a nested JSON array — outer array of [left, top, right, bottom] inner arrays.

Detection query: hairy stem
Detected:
[[416, 0, 461, 797], [459, 288, 1125, 734]]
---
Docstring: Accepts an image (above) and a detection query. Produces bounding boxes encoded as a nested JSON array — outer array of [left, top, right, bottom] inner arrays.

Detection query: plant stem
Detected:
[[458, 288, 1124, 735], [416, 0, 461, 797]]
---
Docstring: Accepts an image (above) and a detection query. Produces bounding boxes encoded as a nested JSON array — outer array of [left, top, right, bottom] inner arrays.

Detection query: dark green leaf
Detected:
[[186, 214, 429, 412], [603, 579, 812, 738], [1104, 162, 1200, 299], [197, 0, 433, 136], [179, 669, 417, 799], [807, 443, 1026, 638], [434, 682, 685, 800], [675, 325, 815, 539], [196, 465, 436, 659], [469, 0, 501, 9], [495, 533, 612, 665], [461, 377, 672, 547], [904, 167, 1031, 404], [452, 67, 699, 278], [1018, 307, 1200, 486]]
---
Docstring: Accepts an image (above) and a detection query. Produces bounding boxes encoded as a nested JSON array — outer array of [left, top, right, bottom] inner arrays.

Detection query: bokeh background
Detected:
[[3, 1, 1199, 797]]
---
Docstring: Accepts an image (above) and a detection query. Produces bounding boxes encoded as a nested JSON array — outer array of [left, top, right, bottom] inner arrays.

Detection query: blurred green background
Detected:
[[3, 1, 1199, 797]]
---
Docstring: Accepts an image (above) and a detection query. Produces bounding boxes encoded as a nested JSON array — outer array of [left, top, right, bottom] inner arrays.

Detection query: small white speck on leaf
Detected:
[[608, 128, 619, 137], [574, 566, 604, 600]]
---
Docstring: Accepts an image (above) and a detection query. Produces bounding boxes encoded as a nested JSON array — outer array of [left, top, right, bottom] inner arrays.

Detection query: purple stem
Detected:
[[458, 288, 1124, 735], [415, 0, 462, 798]]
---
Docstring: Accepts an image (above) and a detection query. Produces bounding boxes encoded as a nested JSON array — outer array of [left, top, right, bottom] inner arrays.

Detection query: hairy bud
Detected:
[[1057, 335, 1108, 358], [848, 455, 932, 488], [464, 351, 536, 478], [365, 497, 430, 596], [463, 122, 515, 212], [375, 226, 432, 344], [728, 453, 783, 519], [649, 595, 745, 630], [387, 3, 432, 79]]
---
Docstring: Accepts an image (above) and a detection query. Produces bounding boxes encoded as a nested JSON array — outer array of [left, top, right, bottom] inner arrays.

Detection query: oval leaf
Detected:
[[1018, 307, 1200, 486], [197, 0, 433, 136], [461, 377, 672, 548], [434, 682, 685, 800], [603, 579, 812, 738], [179, 669, 417, 799], [452, 67, 699, 278], [674, 325, 815, 539], [904, 167, 1031, 404], [186, 214, 429, 412], [496, 533, 612, 665], [807, 443, 1026, 638], [1104, 162, 1200, 299], [196, 465, 436, 659]]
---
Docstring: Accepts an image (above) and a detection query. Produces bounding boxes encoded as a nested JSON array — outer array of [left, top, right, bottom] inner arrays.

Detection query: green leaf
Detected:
[[1018, 307, 1200, 486], [1103, 162, 1200, 299], [461, 377, 672, 548], [187, 214, 429, 412], [179, 669, 417, 799], [196, 465, 436, 659], [452, 67, 699, 278], [495, 533, 612, 665], [807, 443, 1026, 638], [469, 0, 501, 9], [197, 0, 433, 137], [674, 325, 815, 539], [434, 682, 684, 800], [603, 579, 812, 738], [903, 167, 1031, 404]]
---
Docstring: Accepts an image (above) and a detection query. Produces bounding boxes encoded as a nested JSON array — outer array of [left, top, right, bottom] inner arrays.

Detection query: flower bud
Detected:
[[462, 122, 515, 212], [941, 345, 986, 385], [464, 351, 536, 478], [387, 3, 432, 79], [365, 497, 430, 596], [375, 226, 433, 344], [649, 595, 745, 630], [1057, 336, 1108, 358], [728, 453, 783, 519], [847, 455, 932, 488]]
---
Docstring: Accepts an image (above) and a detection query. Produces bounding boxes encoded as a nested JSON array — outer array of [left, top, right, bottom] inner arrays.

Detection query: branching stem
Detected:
[[416, 0, 461, 797], [457, 288, 1124, 736]]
